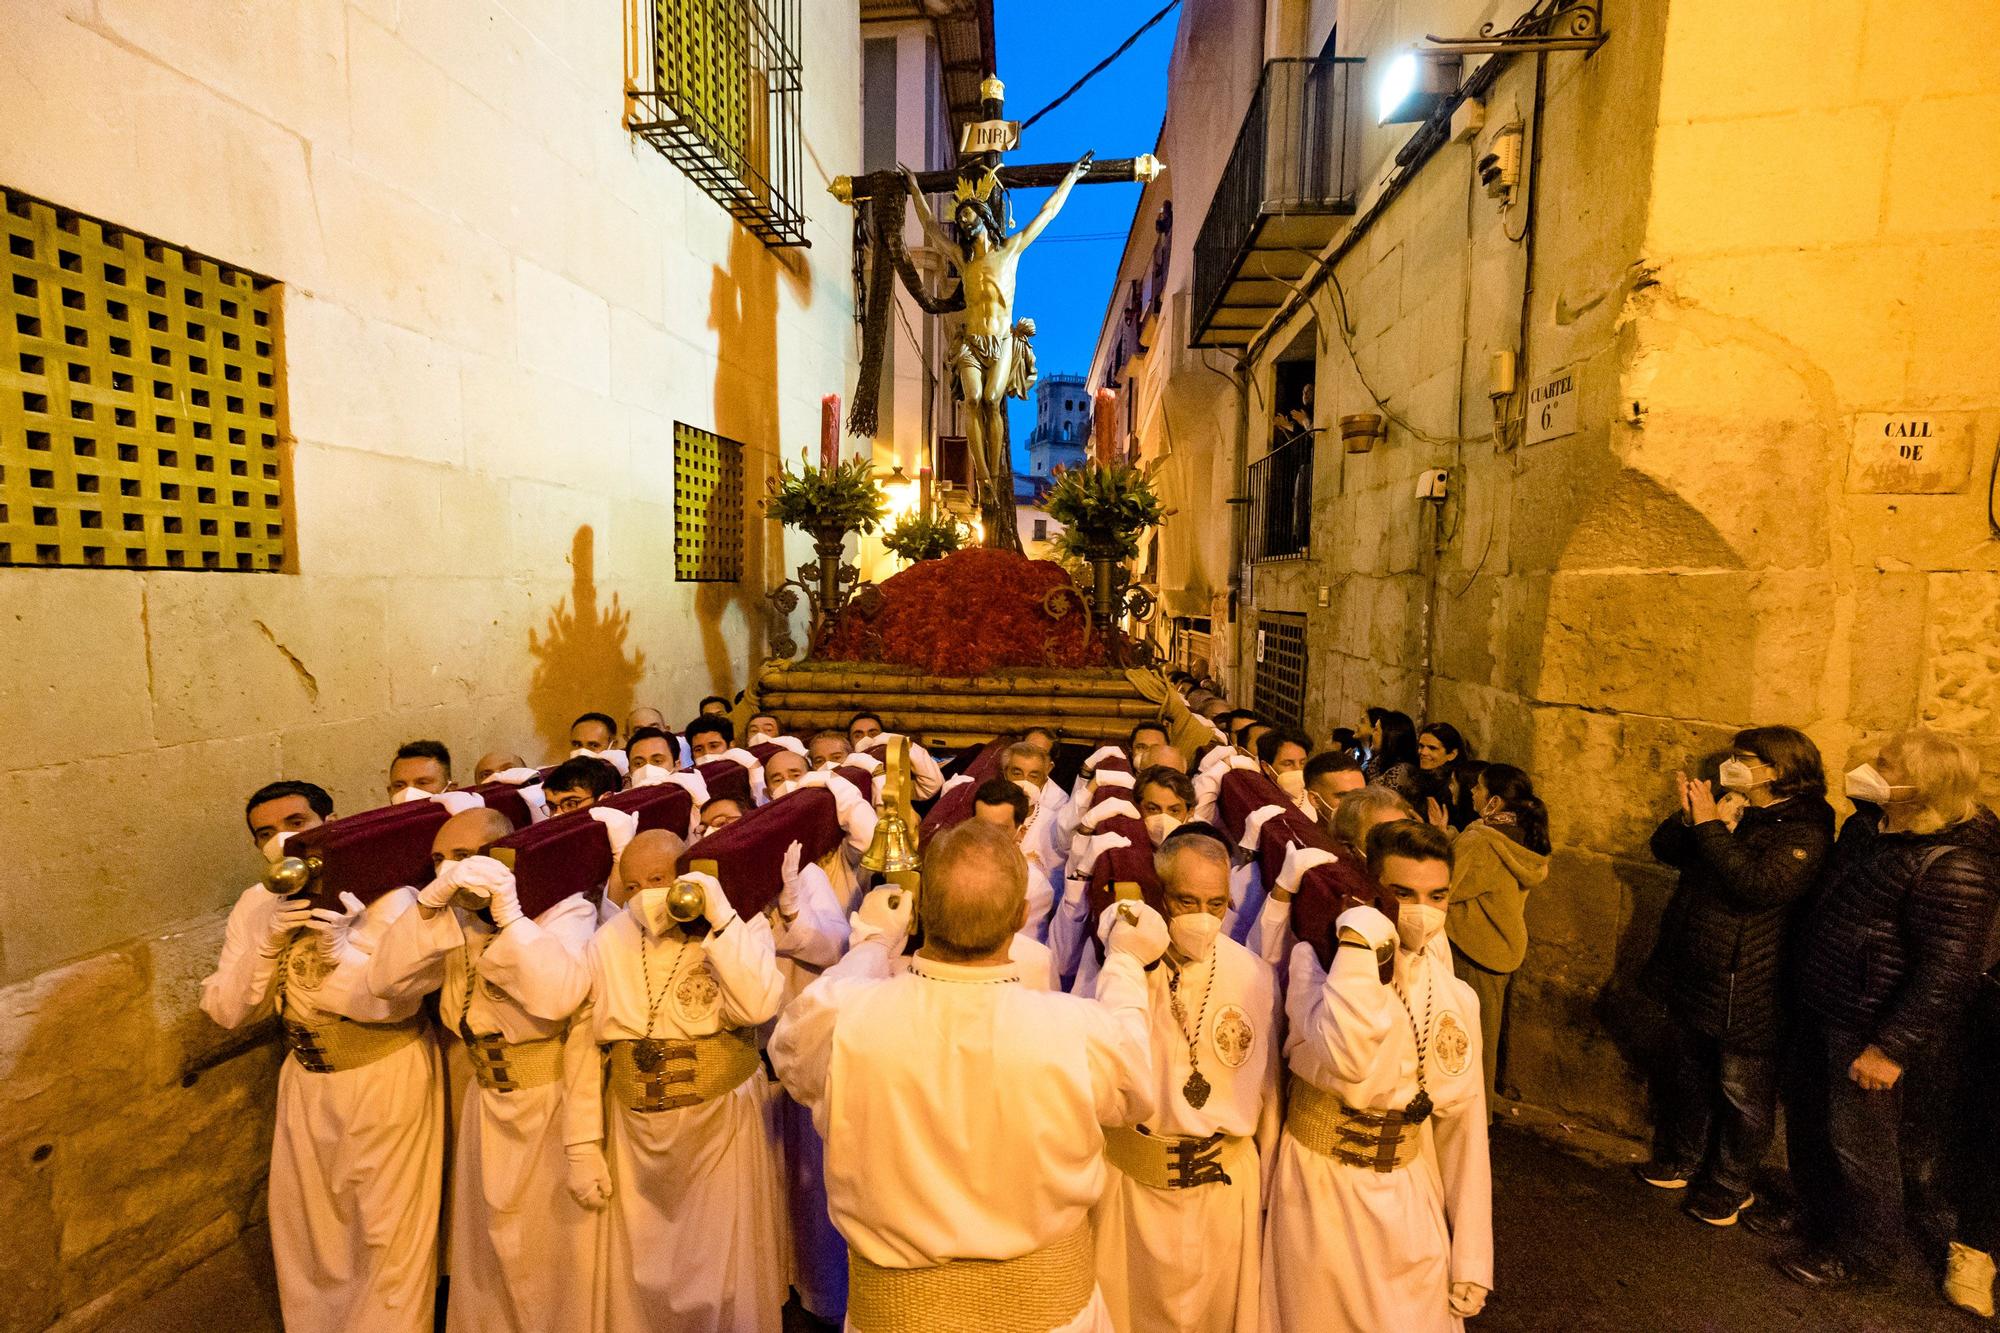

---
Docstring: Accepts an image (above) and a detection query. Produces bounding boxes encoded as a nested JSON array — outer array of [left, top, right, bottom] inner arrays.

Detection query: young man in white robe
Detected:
[[771, 819, 1164, 1333], [563, 830, 788, 1333], [1093, 828, 1281, 1332], [1261, 820, 1492, 1333], [365, 808, 598, 1333], [200, 792, 442, 1333]]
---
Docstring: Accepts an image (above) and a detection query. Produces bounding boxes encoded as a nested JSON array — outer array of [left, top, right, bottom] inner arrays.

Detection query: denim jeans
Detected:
[[1787, 1020, 1912, 1272], [1661, 1017, 1778, 1198]]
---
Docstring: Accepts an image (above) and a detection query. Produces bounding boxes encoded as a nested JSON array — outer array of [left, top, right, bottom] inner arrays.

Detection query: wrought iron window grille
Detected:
[[626, 0, 810, 248], [0, 187, 288, 572]]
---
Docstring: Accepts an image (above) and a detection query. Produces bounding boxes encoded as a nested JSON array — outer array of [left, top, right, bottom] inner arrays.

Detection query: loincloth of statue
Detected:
[[948, 324, 1037, 403]]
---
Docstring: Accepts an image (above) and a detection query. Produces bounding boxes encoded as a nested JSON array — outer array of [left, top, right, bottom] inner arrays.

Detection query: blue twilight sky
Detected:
[[993, 0, 1175, 465]]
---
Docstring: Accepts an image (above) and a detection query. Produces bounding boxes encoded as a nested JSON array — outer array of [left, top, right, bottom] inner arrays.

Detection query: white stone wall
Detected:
[[0, 1, 859, 1323], [1135, 0, 2000, 1134]]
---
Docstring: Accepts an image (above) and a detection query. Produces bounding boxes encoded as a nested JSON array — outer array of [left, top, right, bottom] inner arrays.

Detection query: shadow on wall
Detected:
[[528, 525, 646, 755], [701, 226, 814, 694]]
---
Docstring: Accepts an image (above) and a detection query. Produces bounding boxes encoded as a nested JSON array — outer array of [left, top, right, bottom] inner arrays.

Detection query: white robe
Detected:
[[366, 894, 599, 1333], [766, 860, 852, 1322], [1260, 940, 1492, 1333], [771, 940, 1157, 1333], [1091, 935, 1281, 1333], [201, 884, 442, 1333], [566, 907, 788, 1333]]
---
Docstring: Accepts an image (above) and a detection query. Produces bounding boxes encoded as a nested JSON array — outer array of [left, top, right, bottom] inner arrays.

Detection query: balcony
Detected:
[[1247, 430, 1313, 562], [1191, 57, 1366, 348]]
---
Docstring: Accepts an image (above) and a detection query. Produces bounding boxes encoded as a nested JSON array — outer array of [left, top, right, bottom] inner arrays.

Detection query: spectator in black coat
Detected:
[[1362, 707, 1423, 803], [1635, 727, 1833, 1226], [1777, 729, 2000, 1291]]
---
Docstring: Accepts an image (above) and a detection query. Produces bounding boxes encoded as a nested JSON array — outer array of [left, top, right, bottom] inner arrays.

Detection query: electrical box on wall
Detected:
[[1480, 124, 1523, 203]]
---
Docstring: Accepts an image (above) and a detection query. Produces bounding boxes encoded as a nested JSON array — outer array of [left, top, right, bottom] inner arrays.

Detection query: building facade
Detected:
[[0, 0, 920, 1321], [1090, 0, 2000, 1133], [1024, 372, 1090, 477]]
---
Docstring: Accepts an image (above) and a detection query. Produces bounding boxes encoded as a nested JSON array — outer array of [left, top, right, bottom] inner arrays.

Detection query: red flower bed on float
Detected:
[[818, 548, 1107, 676]]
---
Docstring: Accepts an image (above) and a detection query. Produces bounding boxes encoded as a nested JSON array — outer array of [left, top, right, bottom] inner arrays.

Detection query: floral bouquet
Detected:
[[880, 510, 968, 564], [1044, 459, 1168, 561], [764, 455, 888, 536]]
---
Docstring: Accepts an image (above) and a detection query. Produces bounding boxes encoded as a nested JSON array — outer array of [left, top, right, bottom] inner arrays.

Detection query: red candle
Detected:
[[821, 394, 841, 471], [1093, 388, 1119, 466], [919, 466, 932, 514]]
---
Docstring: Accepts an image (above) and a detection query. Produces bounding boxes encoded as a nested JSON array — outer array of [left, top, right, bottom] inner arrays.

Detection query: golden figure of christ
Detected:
[[901, 152, 1094, 510]]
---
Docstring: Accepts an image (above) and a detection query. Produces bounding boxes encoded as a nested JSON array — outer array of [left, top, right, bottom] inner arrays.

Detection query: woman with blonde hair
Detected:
[[1777, 729, 2000, 1297]]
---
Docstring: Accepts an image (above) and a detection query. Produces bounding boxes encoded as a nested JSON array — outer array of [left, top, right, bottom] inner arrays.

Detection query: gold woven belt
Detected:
[[282, 1015, 425, 1074], [605, 1030, 760, 1113], [1285, 1076, 1422, 1172], [848, 1224, 1094, 1333], [463, 1031, 564, 1092], [1104, 1126, 1243, 1190]]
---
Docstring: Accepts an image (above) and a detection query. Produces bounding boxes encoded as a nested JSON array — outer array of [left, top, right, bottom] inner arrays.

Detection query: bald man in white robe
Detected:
[[1092, 833, 1281, 1332], [366, 810, 598, 1333], [772, 820, 1165, 1333], [564, 832, 788, 1333], [201, 868, 441, 1333], [1261, 827, 1492, 1333]]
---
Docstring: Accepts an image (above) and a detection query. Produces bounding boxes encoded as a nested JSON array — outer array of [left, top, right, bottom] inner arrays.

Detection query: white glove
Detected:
[[685, 871, 736, 930], [1334, 904, 1398, 958], [307, 891, 368, 967], [589, 806, 640, 860], [1276, 841, 1336, 893], [486, 873, 525, 930], [487, 767, 541, 786], [852, 885, 915, 953], [417, 873, 460, 912], [564, 1142, 613, 1210], [777, 842, 804, 915], [1102, 899, 1170, 966], [259, 896, 314, 956], [843, 751, 884, 776], [440, 854, 515, 914], [1449, 1282, 1488, 1318]]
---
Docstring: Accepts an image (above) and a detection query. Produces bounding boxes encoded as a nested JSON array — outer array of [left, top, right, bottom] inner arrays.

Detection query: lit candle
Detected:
[[1093, 388, 1119, 466], [821, 394, 841, 472]]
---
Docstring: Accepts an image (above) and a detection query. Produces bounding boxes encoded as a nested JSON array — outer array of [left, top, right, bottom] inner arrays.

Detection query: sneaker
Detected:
[[1775, 1248, 1886, 1290], [1742, 1202, 1799, 1237], [1944, 1242, 1996, 1318], [1684, 1186, 1756, 1227], [1631, 1159, 1699, 1190]]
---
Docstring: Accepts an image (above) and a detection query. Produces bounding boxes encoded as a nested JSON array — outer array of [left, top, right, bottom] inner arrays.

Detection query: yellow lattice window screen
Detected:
[[673, 422, 744, 582], [0, 188, 288, 571]]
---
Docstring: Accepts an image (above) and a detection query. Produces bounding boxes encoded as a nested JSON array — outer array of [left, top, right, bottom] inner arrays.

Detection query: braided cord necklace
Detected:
[[1168, 954, 1218, 1110], [1392, 952, 1437, 1124], [634, 927, 691, 1071]]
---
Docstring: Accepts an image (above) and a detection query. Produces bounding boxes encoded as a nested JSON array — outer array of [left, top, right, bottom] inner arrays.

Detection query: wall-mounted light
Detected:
[[1377, 50, 1461, 124]]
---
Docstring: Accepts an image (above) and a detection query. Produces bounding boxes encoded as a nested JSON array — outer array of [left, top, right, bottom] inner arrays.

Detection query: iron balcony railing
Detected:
[[626, 0, 809, 248], [1248, 430, 1313, 561], [1191, 57, 1365, 347]]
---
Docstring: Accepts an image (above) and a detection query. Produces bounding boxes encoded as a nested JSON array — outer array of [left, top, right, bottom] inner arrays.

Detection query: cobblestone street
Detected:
[[112, 1118, 1983, 1333]]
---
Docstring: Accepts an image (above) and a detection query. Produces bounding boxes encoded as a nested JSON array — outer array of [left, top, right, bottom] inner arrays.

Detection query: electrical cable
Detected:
[[1019, 1, 1181, 133]]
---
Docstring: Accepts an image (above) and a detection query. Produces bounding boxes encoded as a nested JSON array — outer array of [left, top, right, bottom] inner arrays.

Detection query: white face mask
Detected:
[[768, 778, 799, 801], [629, 763, 674, 788], [260, 830, 296, 865], [1144, 812, 1183, 845], [1014, 776, 1043, 800], [1168, 910, 1222, 961], [1717, 758, 1758, 793], [390, 786, 432, 805], [1275, 769, 1308, 799], [630, 886, 675, 936], [1396, 902, 1447, 953], [1845, 763, 1915, 805]]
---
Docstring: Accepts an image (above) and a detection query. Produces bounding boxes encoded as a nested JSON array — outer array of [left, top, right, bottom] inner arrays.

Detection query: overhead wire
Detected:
[[1018, 1, 1181, 132]]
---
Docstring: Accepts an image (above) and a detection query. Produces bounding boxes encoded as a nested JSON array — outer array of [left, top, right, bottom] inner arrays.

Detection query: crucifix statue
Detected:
[[833, 75, 1162, 551]]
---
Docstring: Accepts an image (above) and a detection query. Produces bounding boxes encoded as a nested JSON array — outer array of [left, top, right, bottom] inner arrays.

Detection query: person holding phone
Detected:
[[1635, 727, 1833, 1229]]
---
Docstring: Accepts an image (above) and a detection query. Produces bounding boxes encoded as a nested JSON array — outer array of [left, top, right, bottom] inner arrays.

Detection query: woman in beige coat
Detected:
[[1442, 763, 1551, 1110]]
